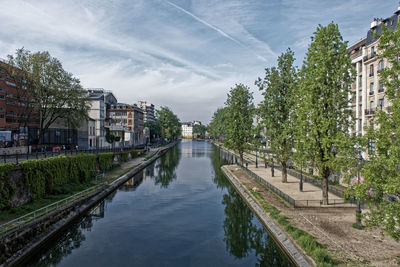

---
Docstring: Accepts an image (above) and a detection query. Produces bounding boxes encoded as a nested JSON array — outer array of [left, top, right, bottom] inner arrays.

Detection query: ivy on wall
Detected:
[[0, 163, 16, 209]]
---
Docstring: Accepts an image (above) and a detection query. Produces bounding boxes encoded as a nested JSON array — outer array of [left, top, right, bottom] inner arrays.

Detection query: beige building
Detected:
[[348, 6, 400, 154]]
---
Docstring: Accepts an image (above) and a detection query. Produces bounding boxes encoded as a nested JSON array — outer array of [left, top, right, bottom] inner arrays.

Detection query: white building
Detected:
[[181, 122, 193, 138], [137, 101, 155, 123], [87, 88, 117, 148]]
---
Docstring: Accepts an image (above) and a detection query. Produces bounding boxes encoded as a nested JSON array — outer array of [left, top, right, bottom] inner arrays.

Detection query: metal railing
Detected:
[[0, 183, 107, 238], [237, 163, 296, 207], [0, 145, 146, 164]]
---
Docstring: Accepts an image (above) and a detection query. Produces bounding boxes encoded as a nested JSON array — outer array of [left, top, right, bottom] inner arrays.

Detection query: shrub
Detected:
[[19, 154, 97, 200], [118, 151, 130, 162], [0, 163, 16, 209], [98, 152, 115, 171]]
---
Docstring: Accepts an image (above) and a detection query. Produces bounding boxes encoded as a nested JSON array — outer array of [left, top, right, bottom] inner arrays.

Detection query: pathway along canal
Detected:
[[27, 140, 292, 266]]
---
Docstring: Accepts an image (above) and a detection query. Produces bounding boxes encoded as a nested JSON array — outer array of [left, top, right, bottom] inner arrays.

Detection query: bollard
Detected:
[[245, 162, 248, 169], [16, 153, 18, 164]]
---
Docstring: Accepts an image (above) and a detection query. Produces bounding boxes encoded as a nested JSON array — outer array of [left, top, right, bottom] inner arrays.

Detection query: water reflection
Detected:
[[211, 146, 292, 267], [153, 145, 180, 188], [28, 203, 101, 267]]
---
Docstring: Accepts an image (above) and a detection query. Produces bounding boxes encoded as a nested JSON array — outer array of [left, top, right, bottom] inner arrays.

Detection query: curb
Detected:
[[221, 165, 314, 267]]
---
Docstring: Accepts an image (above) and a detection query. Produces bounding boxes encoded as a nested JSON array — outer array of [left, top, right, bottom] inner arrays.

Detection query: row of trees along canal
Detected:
[[5, 48, 181, 145], [208, 22, 400, 241]]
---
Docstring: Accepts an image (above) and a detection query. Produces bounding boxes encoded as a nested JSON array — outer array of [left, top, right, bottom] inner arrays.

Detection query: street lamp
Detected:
[[355, 151, 365, 226]]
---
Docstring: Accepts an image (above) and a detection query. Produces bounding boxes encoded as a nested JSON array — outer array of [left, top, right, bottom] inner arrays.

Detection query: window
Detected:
[[378, 60, 384, 71], [378, 98, 384, 109], [371, 46, 375, 57], [0, 95, 4, 99], [370, 101, 374, 110], [370, 82, 374, 95], [5, 81, 16, 87], [379, 82, 384, 93], [370, 64, 374, 76], [368, 138, 376, 155]]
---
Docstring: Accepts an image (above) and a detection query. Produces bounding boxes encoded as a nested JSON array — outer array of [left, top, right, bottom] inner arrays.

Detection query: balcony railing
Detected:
[[363, 52, 375, 62], [365, 108, 375, 115]]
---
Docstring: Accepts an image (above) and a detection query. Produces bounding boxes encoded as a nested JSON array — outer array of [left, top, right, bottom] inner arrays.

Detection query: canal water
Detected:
[[28, 140, 292, 266]]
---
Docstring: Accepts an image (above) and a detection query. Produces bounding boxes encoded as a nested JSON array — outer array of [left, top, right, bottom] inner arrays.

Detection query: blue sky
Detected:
[[0, 0, 397, 123]]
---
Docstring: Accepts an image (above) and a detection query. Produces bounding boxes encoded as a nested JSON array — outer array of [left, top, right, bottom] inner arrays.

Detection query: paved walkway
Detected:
[[218, 144, 353, 207]]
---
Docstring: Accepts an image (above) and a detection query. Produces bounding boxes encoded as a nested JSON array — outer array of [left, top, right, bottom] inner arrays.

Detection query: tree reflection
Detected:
[[153, 146, 181, 188], [210, 147, 231, 189], [210, 145, 292, 266], [27, 206, 100, 267]]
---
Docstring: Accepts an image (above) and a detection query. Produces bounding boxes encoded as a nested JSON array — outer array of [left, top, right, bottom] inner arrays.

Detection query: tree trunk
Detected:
[[240, 153, 244, 166], [322, 168, 329, 205], [282, 161, 287, 183], [271, 158, 274, 177]]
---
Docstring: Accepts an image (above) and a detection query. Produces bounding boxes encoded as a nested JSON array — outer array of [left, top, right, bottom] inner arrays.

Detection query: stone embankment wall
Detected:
[[221, 166, 313, 267], [1, 142, 177, 266], [0, 150, 141, 209]]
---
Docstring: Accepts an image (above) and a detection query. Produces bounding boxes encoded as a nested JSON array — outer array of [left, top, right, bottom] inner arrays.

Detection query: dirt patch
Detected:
[[227, 165, 400, 267]]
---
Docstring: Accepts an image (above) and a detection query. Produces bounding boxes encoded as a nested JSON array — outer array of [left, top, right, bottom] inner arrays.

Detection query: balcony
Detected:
[[365, 108, 376, 116], [363, 52, 375, 62]]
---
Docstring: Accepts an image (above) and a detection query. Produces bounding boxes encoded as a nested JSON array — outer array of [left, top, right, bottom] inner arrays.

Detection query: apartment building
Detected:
[[109, 103, 145, 146], [181, 122, 193, 138], [348, 5, 400, 154], [137, 101, 155, 123], [87, 88, 117, 148]]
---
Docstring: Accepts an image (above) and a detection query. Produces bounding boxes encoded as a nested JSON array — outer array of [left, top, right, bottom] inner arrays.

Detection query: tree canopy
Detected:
[[224, 84, 254, 164], [6, 48, 90, 144], [256, 48, 297, 182], [156, 106, 181, 141], [208, 107, 228, 140], [296, 23, 354, 204]]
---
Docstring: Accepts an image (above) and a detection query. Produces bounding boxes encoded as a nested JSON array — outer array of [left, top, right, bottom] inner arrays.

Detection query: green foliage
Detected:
[[256, 48, 297, 183], [118, 151, 130, 162], [98, 152, 115, 171], [224, 84, 254, 163], [0, 163, 16, 209], [193, 124, 207, 138], [7, 48, 90, 144], [250, 189, 335, 266], [130, 150, 139, 159], [19, 154, 97, 200], [208, 107, 228, 140], [349, 24, 400, 241], [144, 121, 162, 139], [295, 23, 355, 204], [156, 106, 181, 141]]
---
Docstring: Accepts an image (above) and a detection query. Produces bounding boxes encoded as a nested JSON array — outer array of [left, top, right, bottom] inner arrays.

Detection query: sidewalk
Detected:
[[218, 144, 353, 207]]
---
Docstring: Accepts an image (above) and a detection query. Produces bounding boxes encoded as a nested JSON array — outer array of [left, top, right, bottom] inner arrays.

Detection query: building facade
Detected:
[[137, 101, 155, 123], [181, 122, 193, 138], [87, 88, 117, 148], [348, 5, 400, 155]]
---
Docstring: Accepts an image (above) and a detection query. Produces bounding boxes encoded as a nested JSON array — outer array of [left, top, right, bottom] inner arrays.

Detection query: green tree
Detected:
[[256, 48, 297, 182], [144, 121, 161, 141], [156, 106, 181, 141], [7, 48, 90, 144], [224, 84, 254, 164], [351, 25, 400, 240], [296, 23, 354, 204], [193, 124, 207, 138], [208, 107, 228, 140]]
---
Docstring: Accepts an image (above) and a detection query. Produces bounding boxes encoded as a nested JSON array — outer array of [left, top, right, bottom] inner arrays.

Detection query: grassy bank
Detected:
[[249, 188, 336, 267]]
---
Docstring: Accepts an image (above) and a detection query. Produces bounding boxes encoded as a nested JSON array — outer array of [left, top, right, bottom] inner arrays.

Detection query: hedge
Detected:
[[0, 163, 16, 209], [98, 152, 115, 171], [19, 154, 98, 200]]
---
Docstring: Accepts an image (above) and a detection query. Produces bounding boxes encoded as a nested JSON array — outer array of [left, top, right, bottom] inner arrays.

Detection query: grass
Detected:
[[352, 223, 365, 230], [249, 188, 336, 267], [0, 181, 96, 224]]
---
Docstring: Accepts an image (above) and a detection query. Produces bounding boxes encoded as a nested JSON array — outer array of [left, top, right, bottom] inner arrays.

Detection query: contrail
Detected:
[[165, 1, 242, 46], [165, 0, 268, 62]]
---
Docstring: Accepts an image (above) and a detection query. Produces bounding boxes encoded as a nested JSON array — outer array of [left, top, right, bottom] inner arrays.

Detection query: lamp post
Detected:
[[355, 151, 364, 226]]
